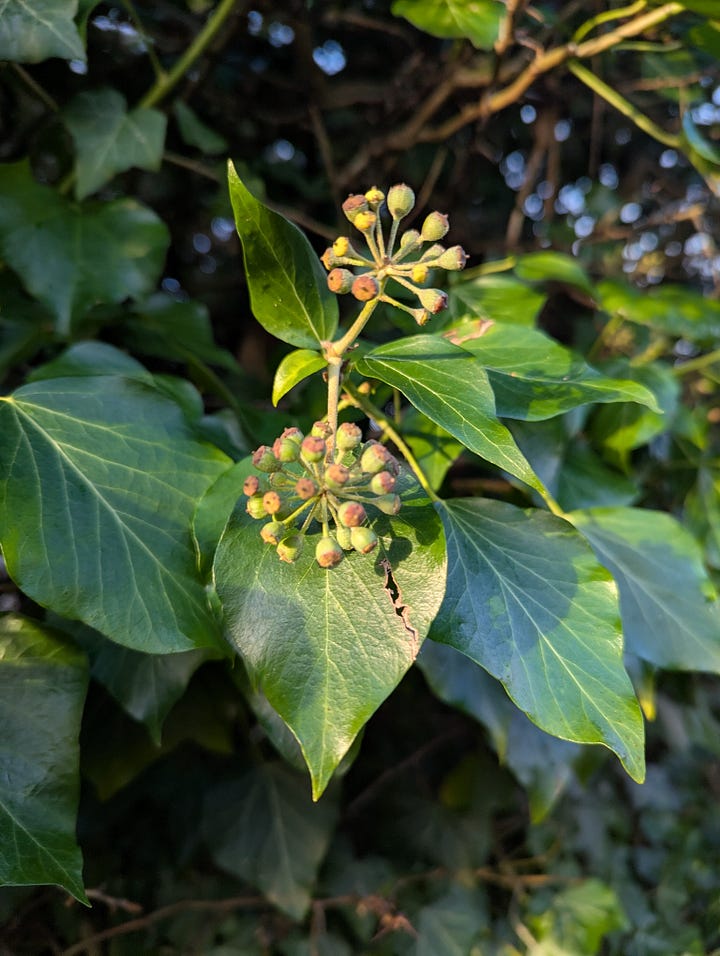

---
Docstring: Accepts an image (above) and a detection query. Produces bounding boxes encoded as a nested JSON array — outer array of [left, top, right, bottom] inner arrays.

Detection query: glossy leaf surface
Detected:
[[272, 348, 327, 406], [392, 0, 505, 49], [0, 377, 230, 653], [228, 162, 338, 348], [0, 0, 85, 63], [0, 615, 88, 902], [432, 498, 645, 782]]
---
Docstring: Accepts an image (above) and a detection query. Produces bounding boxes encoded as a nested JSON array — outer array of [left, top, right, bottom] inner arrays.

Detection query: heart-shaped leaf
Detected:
[[0, 0, 85, 63]]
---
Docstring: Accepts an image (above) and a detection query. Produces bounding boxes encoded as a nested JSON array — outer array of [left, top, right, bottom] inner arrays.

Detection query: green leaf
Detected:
[[0, 614, 89, 903], [445, 320, 660, 420], [28, 341, 148, 381], [0, 0, 85, 63], [63, 89, 166, 200], [213, 469, 447, 798], [514, 251, 597, 298], [193, 459, 248, 578], [272, 348, 327, 406], [415, 885, 488, 956], [203, 763, 339, 918], [570, 507, 720, 673], [599, 278, 720, 342], [432, 498, 646, 782], [0, 376, 230, 654], [449, 273, 545, 324], [528, 879, 628, 954], [355, 334, 545, 493], [402, 407, 465, 491], [227, 161, 338, 348], [391, 0, 505, 50], [173, 101, 228, 154], [0, 162, 169, 336]]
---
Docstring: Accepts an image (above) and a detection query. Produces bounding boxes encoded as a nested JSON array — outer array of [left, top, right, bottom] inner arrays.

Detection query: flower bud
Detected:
[[336, 525, 353, 550], [246, 494, 267, 519], [421, 211, 450, 241], [311, 420, 332, 439], [277, 533, 304, 563], [261, 520, 284, 545], [353, 210, 377, 233], [338, 500, 367, 528], [412, 309, 431, 326], [342, 194, 369, 223], [387, 183, 415, 219], [399, 229, 420, 249], [336, 422, 362, 450], [316, 535, 344, 568], [243, 474, 260, 496], [321, 248, 340, 270], [295, 477, 317, 500], [417, 287, 448, 314], [360, 442, 393, 475], [301, 435, 326, 462], [263, 491, 282, 515], [411, 264, 428, 284], [437, 245, 468, 270], [352, 274, 380, 302], [252, 445, 280, 473], [365, 186, 385, 206], [333, 236, 350, 256], [325, 463, 350, 491], [273, 436, 300, 463], [421, 243, 446, 261], [350, 526, 378, 554], [327, 268, 354, 294], [374, 494, 402, 515], [370, 470, 396, 494]]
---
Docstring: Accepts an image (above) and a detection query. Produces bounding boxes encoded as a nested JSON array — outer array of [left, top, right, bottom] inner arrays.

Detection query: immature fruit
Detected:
[[325, 463, 350, 490], [370, 470, 396, 494], [301, 435, 326, 462], [350, 526, 378, 554], [311, 420, 333, 439], [387, 183, 415, 219], [243, 474, 260, 496], [360, 442, 394, 475], [252, 445, 280, 473], [327, 268, 354, 294], [277, 533, 304, 563], [273, 436, 300, 462], [421, 211, 450, 241], [399, 228, 420, 248], [352, 274, 379, 301], [295, 477, 317, 500], [374, 494, 402, 515], [338, 500, 367, 527], [260, 520, 284, 545], [336, 525, 353, 550], [336, 422, 362, 450], [417, 287, 448, 314], [342, 194, 369, 223], [263, 491, 282, 515], [316, 536, 344, 568], [246, 494, 267, 519], [437, 245, 468, 270]]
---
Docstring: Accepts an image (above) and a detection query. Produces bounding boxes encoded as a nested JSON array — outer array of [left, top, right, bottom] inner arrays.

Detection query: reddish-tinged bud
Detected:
[[421, 211, 450, 242], [437, 245, 468, 270], [365, 186, 385, 206], [370, 470, 396, 494], [336, 422, 362, 450], [325, 463, 350, 491], [353, 210, 377, 233], [277, 533, 303, 563], [316, 535, 344, 568], [387, 183, 415, 220], [321, 248, 340, 270], [261, 520, 284, 545], [301, 435, 326, 462], [360, 442, 393, 475], [338, 500, 367, 527], [352, 274, 380, 302], [252, 445, 280, 473], [333, 236, 350, 256], [342, 194, 369, 223], [374, 494, 402, 515], [311, 420, 333, 439], [243, 474, 260, 496], [263, 491, 282, 515], [327, 268, 354, 294], [273, 436, 300, 462], [281, 426, 303, 443], [417, 287, 448, 314], [295, 477, 318, 500], [246, 494, 267, 519], [350, 526, 378, 554]]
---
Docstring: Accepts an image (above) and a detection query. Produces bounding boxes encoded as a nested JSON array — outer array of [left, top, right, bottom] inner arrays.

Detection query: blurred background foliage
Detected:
[[1, 0, 720, 953]]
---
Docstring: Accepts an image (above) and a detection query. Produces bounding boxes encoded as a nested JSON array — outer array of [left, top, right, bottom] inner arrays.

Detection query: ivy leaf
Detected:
[[173, 101, 228, 155], [213, 468, 447, 798], [0, 0, 85, 63], [0, 614, 89, 903], [599, 279, 720, 342], [416, 885, 488, 955], [203, 763, 339, 918], [432, 498, 646, 783], [529, 879, 628, 953], [0, 376, 230, 654], [227, 162, 338, 348], [0, 162, 169, 337], [272, 348, 327, 406], [402, 408, 465, 491], [391, 0, 505, 50], [449, 273, 545, 324], [445, 320, 660, 420], [570, 507, 720, 672], [63, 89, 167, 200], [514, 251, 597, 299], [355, 334, 545, 494]]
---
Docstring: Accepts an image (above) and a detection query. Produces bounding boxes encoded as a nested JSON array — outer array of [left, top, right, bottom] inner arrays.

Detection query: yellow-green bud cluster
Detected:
[[320, 183, 467, 322], [245, 424, 401, 569]]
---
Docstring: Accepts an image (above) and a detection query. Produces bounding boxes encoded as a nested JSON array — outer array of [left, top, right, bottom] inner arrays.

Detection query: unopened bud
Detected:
[[327, 268, 354, 294], [387, 183, 415, 220], [338, 500, 367, 528], [243, 474, 260, 496], [437, 245, 467, 270], [360, 442, 394, 475], [411, 264, 428, 284], [295, 477, 317, 500], [316, 535, 344, 568], [311, 420, 333, 439], [252, 445, 280, 473], [421, 211, 449, 242], [246, 494, 267, 519], [301, 435, 326, 462], [412, 308, 431, 326], [321, 248, 340, 270], [342, 194, 369, 223], [325, 463, 350, 491], [353, 210, 377, 233], [400, 229, 420, 249], [333, 236, 350, 256], [421, 243, 446, 261], [417, 287, 448, 314], [365, 186, 385, 206], [370, 471, 396, 494], [336, 422, 362, 450], [273, 436, 300, 462], [350, 526, 378, 554], [336, 525, 353, 550], [277, 533, 304, 563], [374, 494, 402, 515], [261, 520, 284, 545], [352, 274, 380, 302], [263, 491, 282, 515]]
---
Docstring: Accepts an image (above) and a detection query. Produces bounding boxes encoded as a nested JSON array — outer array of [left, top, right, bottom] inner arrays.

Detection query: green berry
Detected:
[[342, 194, 369, 224], [273, 436, 300, 463], [316, 535, 344, 568], [360, 442, 393, 475], [246, 494, 267, 519], [420, 211, 449, 242], [374, 494, 401, 515], [252, 445, 280, 473], [325, 463, 350, 491], [370, 470, 396, 494], [387, 183, 415, 220], [338, 500, 367, 527], [336, 422, 362, 450], [301, 435, 326, 462], [336, 525, 353, 550], [399, 228, 420, 248], [436, 245, 467, 270], [311, 420, 333, 439], [417, 287, 448, 315], [277, 533, 304, 563], [260, 521, 284, 545], [350, 526, 378, 554]]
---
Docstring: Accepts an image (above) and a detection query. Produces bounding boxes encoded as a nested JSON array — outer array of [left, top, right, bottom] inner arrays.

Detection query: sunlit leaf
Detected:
[[272, 348, 327, 406], [391, 0, 505, 49]]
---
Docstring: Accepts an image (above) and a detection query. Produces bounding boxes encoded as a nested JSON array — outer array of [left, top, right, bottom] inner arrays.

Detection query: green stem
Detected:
[[572, 0, 647, 43], [671, 347, 720, 376], [344, 382, 440, 502], [138, 0, 241, 109], [332, 297, 381, 356], [568, 60, 681, 149]]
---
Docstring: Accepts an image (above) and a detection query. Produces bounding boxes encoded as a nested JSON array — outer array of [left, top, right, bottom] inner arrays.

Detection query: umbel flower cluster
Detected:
[[321, 183, 467, 324], [245, 422, 401, 568]]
